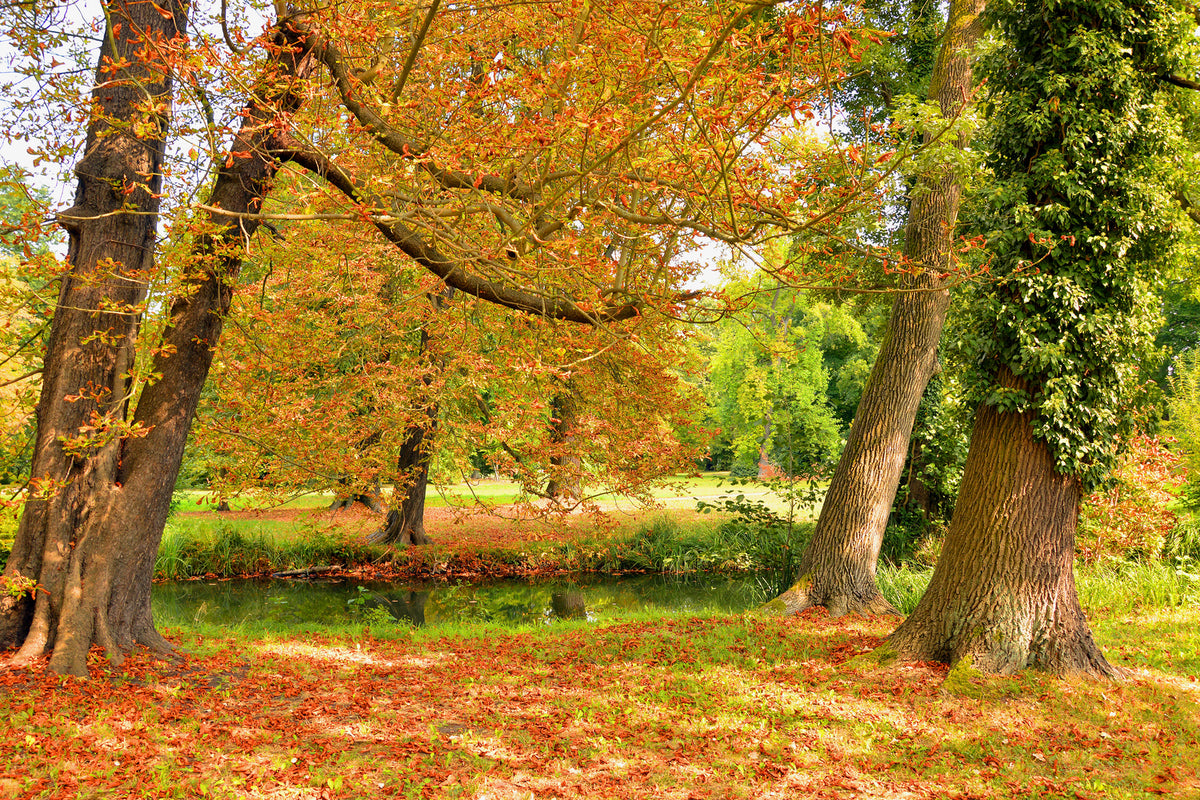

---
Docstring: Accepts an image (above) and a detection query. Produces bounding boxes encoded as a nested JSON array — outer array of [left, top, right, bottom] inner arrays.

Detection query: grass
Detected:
[[171, 472, 808, 516], [1, 605, 1197, 799], [155, 524, 380, 580], [7, 479, 1200, 797], [153, 509, 817, 582]]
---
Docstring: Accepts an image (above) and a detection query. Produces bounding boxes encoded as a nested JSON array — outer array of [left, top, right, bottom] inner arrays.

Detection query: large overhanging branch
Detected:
[[316, 37, 546, 203], [1160, 72, 1200, 91], [271, 142, 650, 325]]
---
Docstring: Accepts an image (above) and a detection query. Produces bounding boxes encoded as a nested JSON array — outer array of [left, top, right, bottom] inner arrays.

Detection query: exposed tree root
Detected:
[[371, 508, 432, 546], [772, 578, 900, 619]]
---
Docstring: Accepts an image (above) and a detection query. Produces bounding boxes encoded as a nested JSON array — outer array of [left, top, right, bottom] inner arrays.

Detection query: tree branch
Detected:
[[264, 142, 644, 325], [1160, 72, 1200, 91], [316, 37, 544, 202]]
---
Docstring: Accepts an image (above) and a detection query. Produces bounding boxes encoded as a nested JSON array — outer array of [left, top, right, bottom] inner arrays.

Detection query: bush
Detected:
[[1163, 516, 1200, 562], [1076, 435, 1182, 564], [604, 516, 811, 577]]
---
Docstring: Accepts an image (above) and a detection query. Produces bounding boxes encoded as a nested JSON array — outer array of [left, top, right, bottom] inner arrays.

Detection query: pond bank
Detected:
[[156, 509, 813, 584]]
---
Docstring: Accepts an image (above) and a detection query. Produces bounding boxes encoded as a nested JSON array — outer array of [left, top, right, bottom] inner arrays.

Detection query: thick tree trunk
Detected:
[[0, 0, 187, 672], [546, 389, 583, 502], [881, 371, 1115, 677], [777, 0, 984, 617], [0, 20, 316, 676]]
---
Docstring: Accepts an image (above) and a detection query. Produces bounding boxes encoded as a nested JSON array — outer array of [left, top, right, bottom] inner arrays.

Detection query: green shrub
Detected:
[[1163, 516, 1200, 562], [0, 507, 17, 571], [1169, 352, 1200, 508], [607, 516, 811, 576]]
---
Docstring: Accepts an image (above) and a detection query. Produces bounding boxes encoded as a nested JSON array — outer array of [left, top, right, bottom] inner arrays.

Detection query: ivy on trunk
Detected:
[[884, 0, 1187, 676]]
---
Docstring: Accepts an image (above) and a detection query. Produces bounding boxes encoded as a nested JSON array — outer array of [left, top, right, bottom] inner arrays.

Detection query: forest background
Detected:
[[1, 0, 1200, 667]]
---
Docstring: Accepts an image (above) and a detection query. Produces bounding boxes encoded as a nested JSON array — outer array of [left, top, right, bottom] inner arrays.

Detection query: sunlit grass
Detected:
[[4, 608, 1197, 799]]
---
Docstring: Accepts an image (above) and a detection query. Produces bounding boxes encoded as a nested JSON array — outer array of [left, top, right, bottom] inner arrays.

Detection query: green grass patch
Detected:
[[878, 564, 933, 614], [1077, 558, 1200, 614], [0, 504, 17, 568], [559, 516, 811, 576]]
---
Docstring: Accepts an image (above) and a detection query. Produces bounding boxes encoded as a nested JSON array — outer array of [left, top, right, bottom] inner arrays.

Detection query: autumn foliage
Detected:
[[1077, 436, 1183, 565]]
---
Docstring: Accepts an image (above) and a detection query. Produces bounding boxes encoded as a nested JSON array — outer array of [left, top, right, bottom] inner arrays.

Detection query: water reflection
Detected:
[[152, 573, 783, 631]]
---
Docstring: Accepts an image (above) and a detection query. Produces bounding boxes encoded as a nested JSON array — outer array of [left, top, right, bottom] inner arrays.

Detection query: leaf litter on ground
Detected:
[[2, 606, 1198, 799]]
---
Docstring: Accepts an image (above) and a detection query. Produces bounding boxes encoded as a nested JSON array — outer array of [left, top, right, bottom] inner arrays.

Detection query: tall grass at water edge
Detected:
[[155, 523, 379, 580], [593, 516, 811, 576]]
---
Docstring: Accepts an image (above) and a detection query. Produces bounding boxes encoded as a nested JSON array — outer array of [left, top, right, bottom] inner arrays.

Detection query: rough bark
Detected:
[[777, 0, 984, 618], [545, 389, 583, 502], [0, 0, 187, 673], [0, 18, 317, 676], [881, 371, 1116, 677]]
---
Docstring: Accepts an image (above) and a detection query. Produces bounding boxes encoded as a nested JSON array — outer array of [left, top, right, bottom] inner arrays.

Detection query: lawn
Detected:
[[153, 473, 821, 581], [1, 605, 1196, 799], [168, 473, 818, 529]]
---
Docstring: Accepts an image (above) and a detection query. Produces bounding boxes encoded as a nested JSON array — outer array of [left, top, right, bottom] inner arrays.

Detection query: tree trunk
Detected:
[[881, 370, 1115, 677], [756, 409, 774, 480], [0, 19, 317, 676], [375, 414, 436, 546], [546, 389, 583, 502], [330, 481, 385, 514], [373, 325, 442, 547], [776, 0, 984, 617], [0, 0, 187, 673]]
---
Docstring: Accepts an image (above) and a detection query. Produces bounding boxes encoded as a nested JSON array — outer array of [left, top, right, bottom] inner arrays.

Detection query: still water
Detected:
[[152, 572, 785, 631]]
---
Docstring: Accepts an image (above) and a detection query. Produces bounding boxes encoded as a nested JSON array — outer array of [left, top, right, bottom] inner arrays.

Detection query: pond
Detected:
[[151, 572, 787, 631]]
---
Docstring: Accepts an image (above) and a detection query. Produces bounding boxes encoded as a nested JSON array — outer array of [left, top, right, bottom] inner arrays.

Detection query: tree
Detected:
[[775, 0, 986, 616], [0, 9, 317, 675], [705, 267, 848, 478], [882, 0, 1188, 675], [1, 0, 887, 675]]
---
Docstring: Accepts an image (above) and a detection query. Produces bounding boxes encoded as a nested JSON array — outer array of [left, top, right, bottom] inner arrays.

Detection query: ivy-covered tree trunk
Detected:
[[0, 19, 316, 676], [882, 0, 1183, 676], [776, 0, 984, 616]]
